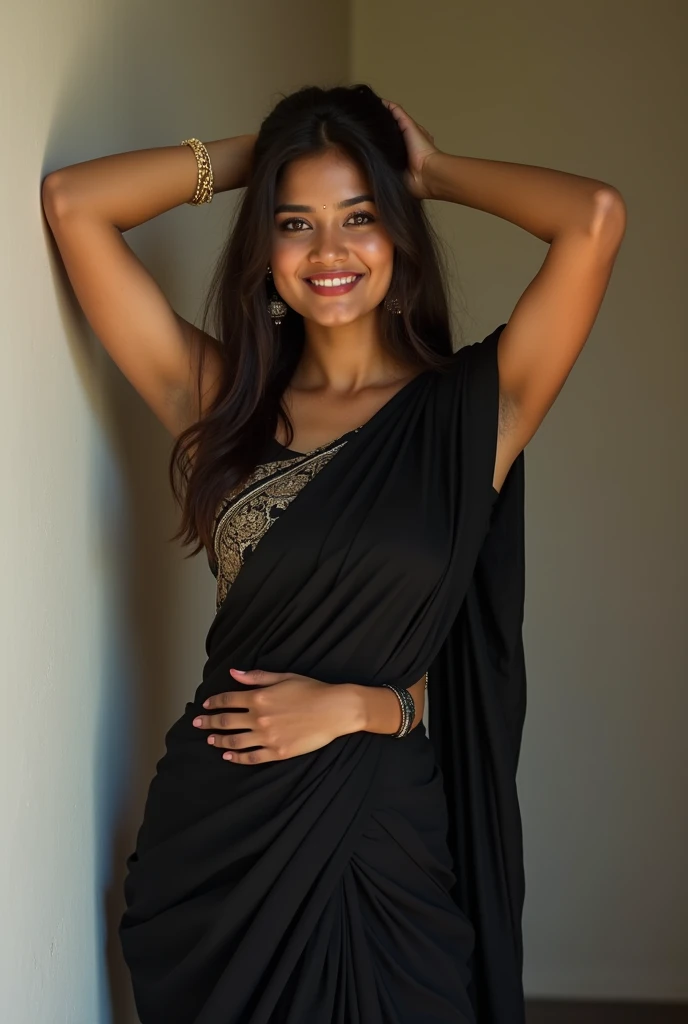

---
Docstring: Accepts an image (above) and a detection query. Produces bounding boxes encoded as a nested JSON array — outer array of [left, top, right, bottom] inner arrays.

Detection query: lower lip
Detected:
[[305, 275, 364, 296]]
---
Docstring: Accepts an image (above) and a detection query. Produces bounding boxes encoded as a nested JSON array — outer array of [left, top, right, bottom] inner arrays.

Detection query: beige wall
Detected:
[[353, 0, 688, 1004], [0, 1, 348, 1021]]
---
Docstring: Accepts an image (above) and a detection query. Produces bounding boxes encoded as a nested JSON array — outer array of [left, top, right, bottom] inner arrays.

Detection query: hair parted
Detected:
[[169, 82, 462, 564]]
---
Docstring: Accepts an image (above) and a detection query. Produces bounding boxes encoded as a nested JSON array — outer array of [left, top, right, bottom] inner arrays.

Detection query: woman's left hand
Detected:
[[382, 98, 441, 200], [192, 667, 358, 764]]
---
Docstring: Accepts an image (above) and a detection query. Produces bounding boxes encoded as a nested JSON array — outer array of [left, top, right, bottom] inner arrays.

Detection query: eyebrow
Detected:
[[274, 193, 375, 215]]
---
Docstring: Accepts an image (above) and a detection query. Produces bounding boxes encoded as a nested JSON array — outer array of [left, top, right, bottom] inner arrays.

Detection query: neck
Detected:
[[295, 308, 405, 390]]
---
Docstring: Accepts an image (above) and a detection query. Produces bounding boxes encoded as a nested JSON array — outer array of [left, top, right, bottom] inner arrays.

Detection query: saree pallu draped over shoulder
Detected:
[[119, 323, 527, 1024]]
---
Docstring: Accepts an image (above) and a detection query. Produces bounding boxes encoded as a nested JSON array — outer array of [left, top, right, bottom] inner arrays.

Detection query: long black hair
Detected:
[[169, 83, 460, 561]]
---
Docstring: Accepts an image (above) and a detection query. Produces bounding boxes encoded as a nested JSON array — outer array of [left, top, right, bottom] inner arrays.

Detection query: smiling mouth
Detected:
[[305, 274, 364, 296]]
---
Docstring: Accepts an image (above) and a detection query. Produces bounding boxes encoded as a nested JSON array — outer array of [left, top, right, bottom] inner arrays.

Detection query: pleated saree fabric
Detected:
[[119, 322, 527, 1023]]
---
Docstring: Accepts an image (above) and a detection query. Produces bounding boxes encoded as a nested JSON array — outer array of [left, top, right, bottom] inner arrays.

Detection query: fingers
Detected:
[[227, 667, 285, 686], [202, 690, 239, 710], [193, 711, 246, 730], [191, 710, 275, 761], [195, 668, 296, 764], [222, 747, 273, 765], [204, 729, 251, 747], [381, 97, 405, 120], [213, 735, 278, 764], [201, 668, 286, 710], [192, 686, 278, 763], [381, 98, 433, 144], [192, 713, 281, 765]]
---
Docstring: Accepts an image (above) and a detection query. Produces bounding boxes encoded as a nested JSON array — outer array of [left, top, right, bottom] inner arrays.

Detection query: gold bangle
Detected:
[[180, 138, 214, 205]]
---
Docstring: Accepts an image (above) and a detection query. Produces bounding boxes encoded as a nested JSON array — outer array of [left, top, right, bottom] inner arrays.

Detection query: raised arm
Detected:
[[421, 150, 626, 490], [383, 99, 627, 493], [41, 135, 256, 437]]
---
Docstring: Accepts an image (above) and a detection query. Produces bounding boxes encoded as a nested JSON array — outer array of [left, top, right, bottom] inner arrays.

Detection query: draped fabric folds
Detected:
[[119, 322, 527, 1023], [427, 324, 527, 1023]]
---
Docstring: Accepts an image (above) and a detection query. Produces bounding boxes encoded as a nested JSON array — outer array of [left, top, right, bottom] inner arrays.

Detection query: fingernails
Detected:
[[231, 668, 247, 674], [203, 699, 210, 708], [192, 717, 202, 727]]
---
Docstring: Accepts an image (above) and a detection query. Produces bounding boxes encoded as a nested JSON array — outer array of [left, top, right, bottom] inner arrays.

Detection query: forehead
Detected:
[[276, 148, 371, 202]]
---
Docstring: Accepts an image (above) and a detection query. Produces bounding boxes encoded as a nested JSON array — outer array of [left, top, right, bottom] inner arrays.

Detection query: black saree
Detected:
[[119, 322, 527, 1024]]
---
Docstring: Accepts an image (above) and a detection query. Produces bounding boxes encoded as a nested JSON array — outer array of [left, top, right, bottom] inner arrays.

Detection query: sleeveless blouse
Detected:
[[209, 429, 362, 612]]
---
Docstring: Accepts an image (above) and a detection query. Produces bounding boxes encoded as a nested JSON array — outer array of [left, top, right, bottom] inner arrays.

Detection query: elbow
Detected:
[[41, 171, 74, 222], [591, 187, 627, 244]]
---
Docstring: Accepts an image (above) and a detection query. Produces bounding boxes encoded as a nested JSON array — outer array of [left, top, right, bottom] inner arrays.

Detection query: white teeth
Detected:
[[309, 275, 360, 287]]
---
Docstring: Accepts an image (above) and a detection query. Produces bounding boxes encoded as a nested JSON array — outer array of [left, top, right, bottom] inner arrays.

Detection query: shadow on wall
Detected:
[[96, 364, 186, 1024], [42, 207, 184, 1024]]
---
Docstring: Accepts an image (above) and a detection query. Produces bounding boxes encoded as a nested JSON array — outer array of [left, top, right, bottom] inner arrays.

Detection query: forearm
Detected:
[[423, 150, 619, 243], [41, 134, 255, 231], [340, 676, 426, 736]]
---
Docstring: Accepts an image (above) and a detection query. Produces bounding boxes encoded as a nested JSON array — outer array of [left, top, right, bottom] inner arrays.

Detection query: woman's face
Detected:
[[270, 148, 395, 327]]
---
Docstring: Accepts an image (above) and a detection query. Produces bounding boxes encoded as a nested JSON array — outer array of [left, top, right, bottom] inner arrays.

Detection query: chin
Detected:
[[303, 305, 379, 328], [314, 312, 362, 327]]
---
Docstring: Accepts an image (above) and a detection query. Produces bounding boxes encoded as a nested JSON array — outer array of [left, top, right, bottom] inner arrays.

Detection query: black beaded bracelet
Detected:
[[382, 683, 416, 738]]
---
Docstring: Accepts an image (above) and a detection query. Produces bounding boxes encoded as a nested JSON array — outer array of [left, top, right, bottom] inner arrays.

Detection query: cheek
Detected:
[[360, 235, 394, 265], [361, 237, 395, 296], [270, 237, 300, 278], [360, 231, 394, 279]]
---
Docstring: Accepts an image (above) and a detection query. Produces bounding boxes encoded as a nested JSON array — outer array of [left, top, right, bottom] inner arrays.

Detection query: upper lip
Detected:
[[304, 271, 363, 281]]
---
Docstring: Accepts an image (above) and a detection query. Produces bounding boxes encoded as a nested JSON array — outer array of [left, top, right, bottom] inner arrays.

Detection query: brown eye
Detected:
[[347, 212, 375, 225], [280, 218, 309, 232]]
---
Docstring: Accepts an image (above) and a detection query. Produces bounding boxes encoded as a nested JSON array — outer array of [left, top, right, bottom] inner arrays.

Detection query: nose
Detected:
[[307, 223, 349, 267]]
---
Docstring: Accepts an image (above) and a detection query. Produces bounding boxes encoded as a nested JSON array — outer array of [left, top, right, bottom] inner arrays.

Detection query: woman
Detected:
[[42, 84, 626, 1023]]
